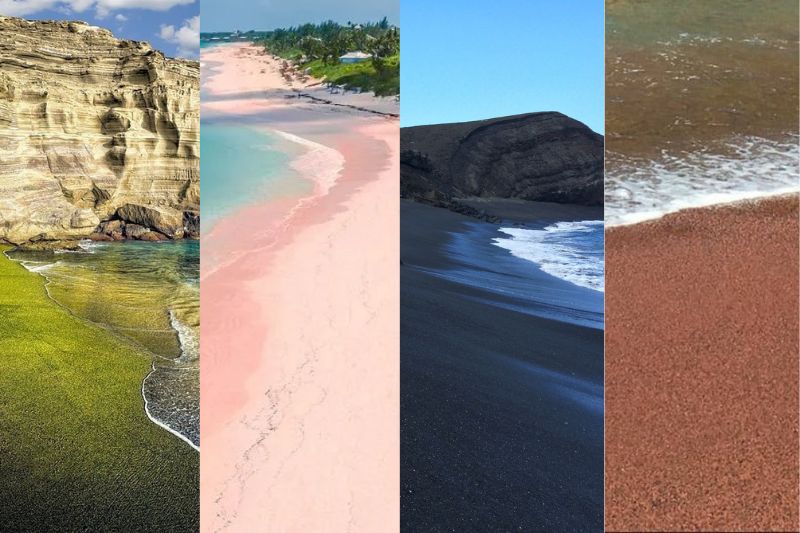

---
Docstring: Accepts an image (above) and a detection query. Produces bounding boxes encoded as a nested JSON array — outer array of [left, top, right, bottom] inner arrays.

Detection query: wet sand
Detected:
[[605, 194, 799, 531], [401, 200, 603, 531], [200, 44, 399, 532]]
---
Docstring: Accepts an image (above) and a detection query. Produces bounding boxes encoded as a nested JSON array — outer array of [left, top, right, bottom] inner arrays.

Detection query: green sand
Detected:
[[0, 246, 198, 531]]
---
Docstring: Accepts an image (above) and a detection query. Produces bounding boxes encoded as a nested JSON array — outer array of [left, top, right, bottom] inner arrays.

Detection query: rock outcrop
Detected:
[[401, 112, 603, 211], [0, 16, 199, 244]]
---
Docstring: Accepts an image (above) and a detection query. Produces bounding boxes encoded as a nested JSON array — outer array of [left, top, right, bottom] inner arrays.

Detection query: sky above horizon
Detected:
[[201, 0, 399, 34], [0, 0, 200, 58], [402, 0, 604, 133]]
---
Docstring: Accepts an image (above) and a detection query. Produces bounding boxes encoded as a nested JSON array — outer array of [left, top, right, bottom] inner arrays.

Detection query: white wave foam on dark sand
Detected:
[[605, 136, 800, 226], [492, 221, 605, 292]]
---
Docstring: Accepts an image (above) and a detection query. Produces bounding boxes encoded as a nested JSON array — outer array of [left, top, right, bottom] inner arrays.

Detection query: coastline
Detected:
[[400, 200, 603, 530], [605, 193, 799, 530], [9, 240, 201, 448], [202, 42, 399, 116], [200, 41, 399, 531], [0, 246, 199, 531]]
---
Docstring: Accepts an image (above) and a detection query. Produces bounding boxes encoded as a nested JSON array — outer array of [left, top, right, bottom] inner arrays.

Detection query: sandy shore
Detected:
[[203, 42, 399, 116], [605, 194, 799, 531], [401, 200, 603, 531], [200, 43, 399, 532]]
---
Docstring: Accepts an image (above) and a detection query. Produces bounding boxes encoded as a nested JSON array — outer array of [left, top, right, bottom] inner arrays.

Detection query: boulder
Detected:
[[139, 231, 167, 241], [183, 211, 200, 238], [123, 223, 149, 239], [70, 208, 100, 229], [115, 204, 183, 238]]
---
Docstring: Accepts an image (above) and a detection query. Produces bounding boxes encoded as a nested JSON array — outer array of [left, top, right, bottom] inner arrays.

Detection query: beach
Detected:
[[604, 2, 799, 528], [0, 247, 199, 531], [400, 200, 604, 531], [200, 42, 399, 531], [202, 42, 399, 116], [605, 194, 799, 531]]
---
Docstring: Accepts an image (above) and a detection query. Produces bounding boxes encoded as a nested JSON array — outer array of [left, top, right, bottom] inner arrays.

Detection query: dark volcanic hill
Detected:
[[401, 112, 603, 213]]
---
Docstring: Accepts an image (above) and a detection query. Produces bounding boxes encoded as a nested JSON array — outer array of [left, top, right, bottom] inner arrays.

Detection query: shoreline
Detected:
[[202, 42, 399, 116], [606, 188, 800, 228], [7, 244, 201, 450], [200, 126, 345, 280], [200, 41, 399, 531], [142, 361, 200, 452], [0, 246, 199, 531], [400, 200, 603, 530], [605, 133, 800, 227], [605, 194, 799, 530]]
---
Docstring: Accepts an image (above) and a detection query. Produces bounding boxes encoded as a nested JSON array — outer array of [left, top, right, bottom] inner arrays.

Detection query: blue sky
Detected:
[[0, 0, 200, 58], [201, 0, 398, 33], [401, 0, 604, 132]]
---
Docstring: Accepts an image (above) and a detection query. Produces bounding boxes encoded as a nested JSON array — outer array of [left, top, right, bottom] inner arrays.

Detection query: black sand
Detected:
[[400, 200, 603, 532]]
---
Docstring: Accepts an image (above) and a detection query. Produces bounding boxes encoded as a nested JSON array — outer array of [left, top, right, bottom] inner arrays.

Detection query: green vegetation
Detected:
[[256, 18, 400, 96], [0, 247, 198, 531], [304, 54, 399, 96]]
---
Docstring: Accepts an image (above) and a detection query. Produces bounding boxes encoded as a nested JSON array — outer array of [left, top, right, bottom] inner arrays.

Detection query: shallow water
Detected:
[[606, 0, 799, 224], [10, 241, 200, 447], [417, 222, 604, 329], [200, 122, 310, 232]]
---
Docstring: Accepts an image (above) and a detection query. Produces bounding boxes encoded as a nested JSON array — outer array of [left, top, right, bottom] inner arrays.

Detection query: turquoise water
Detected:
[[10, 241, 200, 447], [200, 123, 311, 232]]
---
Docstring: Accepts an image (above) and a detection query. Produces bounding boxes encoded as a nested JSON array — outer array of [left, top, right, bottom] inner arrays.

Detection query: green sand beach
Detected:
[[0, 246, 198, 531]]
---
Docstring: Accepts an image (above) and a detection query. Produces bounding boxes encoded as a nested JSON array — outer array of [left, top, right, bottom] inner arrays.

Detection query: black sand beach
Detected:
[[400, 200, 603, 531]]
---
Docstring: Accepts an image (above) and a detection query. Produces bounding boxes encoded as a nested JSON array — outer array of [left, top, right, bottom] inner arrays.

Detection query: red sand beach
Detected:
[[605, 194, 799, 531], [200, 43, 399, 532]]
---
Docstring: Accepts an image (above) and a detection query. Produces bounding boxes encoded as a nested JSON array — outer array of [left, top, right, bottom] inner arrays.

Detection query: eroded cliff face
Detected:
[[0, 16, 199, 244], [401, 112, 603, 210]]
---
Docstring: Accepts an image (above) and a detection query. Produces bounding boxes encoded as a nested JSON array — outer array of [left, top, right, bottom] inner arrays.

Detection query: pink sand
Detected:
[[203, 42, 399, 116], [200, 42, 399, 532], [203, 42, 315, 95]]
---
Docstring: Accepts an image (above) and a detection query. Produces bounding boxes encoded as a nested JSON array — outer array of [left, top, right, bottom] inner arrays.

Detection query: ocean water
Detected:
[[10, 241, 200, 448], [200, 122, 311, 232], [421, 222, 604, 329], [606, 0, 799, 225], [606, 137, 800, 225], [492, 221, 604, 292]]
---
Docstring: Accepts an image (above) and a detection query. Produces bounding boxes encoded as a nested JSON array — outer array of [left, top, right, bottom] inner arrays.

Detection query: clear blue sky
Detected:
[[201, 0, 399, 33], [1, 1, 199, 58], [401, 0, 604, 132]]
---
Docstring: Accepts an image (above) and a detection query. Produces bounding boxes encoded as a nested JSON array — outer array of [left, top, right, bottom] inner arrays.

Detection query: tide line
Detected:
[[142, 361, 200, 452]]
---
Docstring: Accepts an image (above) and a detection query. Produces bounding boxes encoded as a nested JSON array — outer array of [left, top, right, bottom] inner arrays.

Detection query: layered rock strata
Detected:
[[0, 16, 199, 244], [401, 112, 603, 213]]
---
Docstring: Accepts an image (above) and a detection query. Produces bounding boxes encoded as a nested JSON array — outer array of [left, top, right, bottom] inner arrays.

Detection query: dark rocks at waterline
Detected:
[[401, 112, 603, 215], [183, 211, 200, 239], [90, 205, 200, 242], [115, 204, 184, 238]]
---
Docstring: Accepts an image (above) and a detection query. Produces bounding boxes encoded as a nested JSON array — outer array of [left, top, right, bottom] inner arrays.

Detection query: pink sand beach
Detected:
[[200, 43, 399, 532]]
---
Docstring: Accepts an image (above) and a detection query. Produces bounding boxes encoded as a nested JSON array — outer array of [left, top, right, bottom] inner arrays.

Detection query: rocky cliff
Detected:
[[0, 16, 199, 244], [401, 112, 603, 213]]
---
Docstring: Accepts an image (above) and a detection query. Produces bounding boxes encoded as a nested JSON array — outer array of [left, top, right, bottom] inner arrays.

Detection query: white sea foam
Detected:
[[272, 129, 345, 197], [492, 221, 605, 292], [141, 362, 199, 452], [201, 129, 345, 282], [53, 239, 102, 254], [169, 310, 198, 364], [606, 136, 800, 226]]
